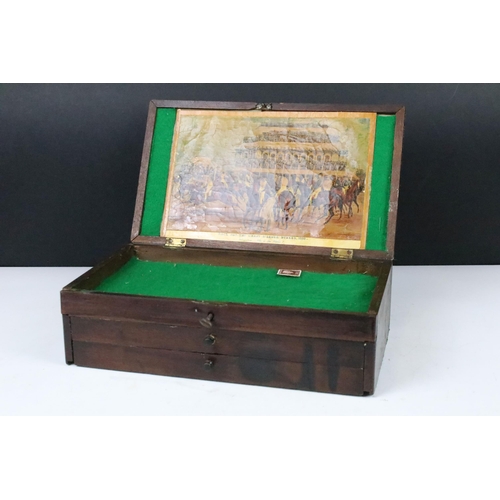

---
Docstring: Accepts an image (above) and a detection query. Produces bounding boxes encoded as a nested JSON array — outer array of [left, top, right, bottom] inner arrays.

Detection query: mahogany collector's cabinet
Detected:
[[61, 100, 404, 396]]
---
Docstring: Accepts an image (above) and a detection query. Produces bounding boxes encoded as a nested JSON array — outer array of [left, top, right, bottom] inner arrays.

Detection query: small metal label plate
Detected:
[[277, 269, 302, 278]]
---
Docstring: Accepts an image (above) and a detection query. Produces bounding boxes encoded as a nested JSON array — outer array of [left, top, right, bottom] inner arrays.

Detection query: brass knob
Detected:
[[204, 334, 216, 346], [203, 359, 214, 371], [199, 312, 214, 328]]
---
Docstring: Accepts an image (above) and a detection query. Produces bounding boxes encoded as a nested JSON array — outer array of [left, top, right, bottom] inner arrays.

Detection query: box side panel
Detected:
[[363, 342, 375, 394], [363, 267, 392, 395], [374, 268, 392, 391], [62, 314, 73, 365]]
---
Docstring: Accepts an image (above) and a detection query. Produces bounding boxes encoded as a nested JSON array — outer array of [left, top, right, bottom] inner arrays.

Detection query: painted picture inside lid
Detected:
[[160, 109, 377, 249]]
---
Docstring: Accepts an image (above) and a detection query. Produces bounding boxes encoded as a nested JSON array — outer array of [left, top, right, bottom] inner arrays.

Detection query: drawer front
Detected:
[[70, 316, 365, 366], [72, 340, 365, 396], [62, 291, 374, 342]]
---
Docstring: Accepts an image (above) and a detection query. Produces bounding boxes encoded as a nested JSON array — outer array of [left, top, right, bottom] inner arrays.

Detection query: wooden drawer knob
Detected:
[[204, 334, 216, 346], [199, 312, 214, 328], [203, 359, 214, 371]]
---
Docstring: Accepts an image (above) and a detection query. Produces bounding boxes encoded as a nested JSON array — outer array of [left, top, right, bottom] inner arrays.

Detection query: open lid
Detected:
[[132, 101, 404, 260]]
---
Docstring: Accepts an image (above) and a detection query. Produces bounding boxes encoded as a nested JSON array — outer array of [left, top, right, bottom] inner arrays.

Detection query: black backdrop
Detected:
[[1, 83, 499, 266]]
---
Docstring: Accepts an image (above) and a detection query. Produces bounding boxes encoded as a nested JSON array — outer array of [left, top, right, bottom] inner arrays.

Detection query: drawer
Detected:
[[72, 340, 366, 396], [70, 316, 365, 366]]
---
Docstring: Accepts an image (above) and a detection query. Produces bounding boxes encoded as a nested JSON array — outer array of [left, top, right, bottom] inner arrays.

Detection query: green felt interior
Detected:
[[95, 257, 378, 313], [122, 108, 394, 313], [366, 115, 396, 250], [139, 109, 396, 251], [140, 108, 177, 236]]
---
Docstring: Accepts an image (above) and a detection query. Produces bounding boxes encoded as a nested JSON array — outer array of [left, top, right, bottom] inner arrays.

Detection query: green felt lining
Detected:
[[139, 109, 396, 251], [366, 115, 396, 250], [94, 257, 378, 313], [129, 109, 393, 313], [140, 108, 177, 236]]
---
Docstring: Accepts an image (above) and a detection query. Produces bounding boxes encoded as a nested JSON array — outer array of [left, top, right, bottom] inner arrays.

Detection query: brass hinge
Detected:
[[164, 237, 186, 248], [255, 102, 272, 111], [330, 248, 354, 260]]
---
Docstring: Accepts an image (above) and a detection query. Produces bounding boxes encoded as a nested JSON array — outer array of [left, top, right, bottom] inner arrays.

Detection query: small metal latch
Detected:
[[255, 102, 272, 111], [330, 248, 353, 260], [164, 237, 186, 248]]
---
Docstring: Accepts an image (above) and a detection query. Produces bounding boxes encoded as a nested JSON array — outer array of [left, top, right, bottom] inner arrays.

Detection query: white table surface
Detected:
[[1, 265, 499, 415]]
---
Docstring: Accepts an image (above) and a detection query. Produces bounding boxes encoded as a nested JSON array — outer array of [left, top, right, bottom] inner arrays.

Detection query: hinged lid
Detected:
[[132, 101, 404, 261]]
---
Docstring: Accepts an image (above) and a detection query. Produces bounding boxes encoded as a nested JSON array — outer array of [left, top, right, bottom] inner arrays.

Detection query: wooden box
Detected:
[[61, 100, 404, 396]]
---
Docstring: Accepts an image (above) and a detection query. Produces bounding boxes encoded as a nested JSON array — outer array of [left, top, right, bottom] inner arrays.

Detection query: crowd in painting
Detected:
[[171, 164, 365, 232]]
